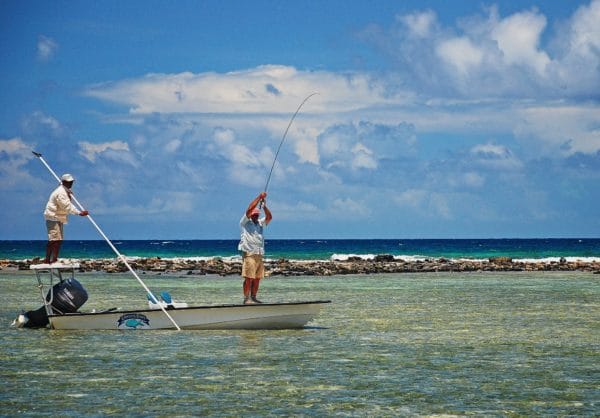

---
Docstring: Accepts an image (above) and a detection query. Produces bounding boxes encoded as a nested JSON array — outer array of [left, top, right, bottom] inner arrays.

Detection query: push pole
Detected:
[[33, 151, 181, 331]]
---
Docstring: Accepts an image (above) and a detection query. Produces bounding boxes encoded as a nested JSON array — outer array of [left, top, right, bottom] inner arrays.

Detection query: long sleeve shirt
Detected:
[[44, 185, 80, 224]]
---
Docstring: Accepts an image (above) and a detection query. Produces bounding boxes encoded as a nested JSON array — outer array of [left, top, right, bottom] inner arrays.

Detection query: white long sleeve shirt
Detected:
[[44, 185, 80, 224]]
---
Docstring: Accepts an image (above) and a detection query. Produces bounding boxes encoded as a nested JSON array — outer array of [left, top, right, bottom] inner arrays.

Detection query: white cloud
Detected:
[[362, 1, 600, 99], [175, 161, 206, 191], [462, 172, 486, 188], [316, 121, 416, 174], [490, 10, 551, 74], [21, 111, 65, 139], [293, 131, 319, 164], [394, 189, 428, 209], [78, 140, 134, 164], [399, 10, 437, 38], [165, 139, 182, 153], [0, 137, 37, 189], [0, 137, 30, 154], [550, 0, 600, 95], [207, 128, 272, 186], [63, 3, 598, 238], [469, 143, 523, 170], [331, 197, 370, 216], [37, 35, 58, 61], [272, 200, 320, 220], [85, 65, 398, 114], [436, 37, 484, 76], [514, 104, 600, 154], [350, 143, 377, 170]]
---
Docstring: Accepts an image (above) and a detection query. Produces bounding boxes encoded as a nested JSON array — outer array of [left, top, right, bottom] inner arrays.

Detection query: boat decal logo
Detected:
[[117, 313, 150, 329]]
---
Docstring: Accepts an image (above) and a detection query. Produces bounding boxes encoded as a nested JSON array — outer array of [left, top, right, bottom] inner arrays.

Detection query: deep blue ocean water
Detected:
[[1, 238, 599, 261]]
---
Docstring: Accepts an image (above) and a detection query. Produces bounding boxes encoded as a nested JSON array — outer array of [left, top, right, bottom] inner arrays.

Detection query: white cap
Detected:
[[61, 173, 75, 182]]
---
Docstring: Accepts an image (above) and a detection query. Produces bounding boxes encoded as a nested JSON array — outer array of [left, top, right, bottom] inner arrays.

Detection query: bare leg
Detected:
[[251, 279, 262, 303], [51, 240, 62, 263], [243, 278, 253, 304], [44, 242, 53, 263]]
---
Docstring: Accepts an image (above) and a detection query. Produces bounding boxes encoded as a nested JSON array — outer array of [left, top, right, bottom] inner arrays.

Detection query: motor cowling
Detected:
[[13, 278, 88, 328], [47, 278, 88, 314]]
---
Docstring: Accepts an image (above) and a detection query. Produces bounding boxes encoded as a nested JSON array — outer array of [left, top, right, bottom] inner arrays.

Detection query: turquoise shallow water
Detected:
[[1, 271, 598, 416]]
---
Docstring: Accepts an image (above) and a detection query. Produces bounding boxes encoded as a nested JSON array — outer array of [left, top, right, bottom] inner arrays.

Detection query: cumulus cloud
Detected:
[[469, 143, 523, 170], [399, 9, 437, 38], [514, 104, 600, 154], [350, 143, 377, 170], [0, 137, 36, 189], [436, 37, 484, 77], [316, 121, 416, 173], [550, 0, 600, 97], [37, 35, 58, 61], [361, 1, 600, 99], [78, 140, 136, 166], [206, 127, 273, 186], [67, 1, 598, 235], [0, 137, 30, 155], [21, 111, 66, 139], [165, 139, 182, 153], [490, 9, 551, 74]]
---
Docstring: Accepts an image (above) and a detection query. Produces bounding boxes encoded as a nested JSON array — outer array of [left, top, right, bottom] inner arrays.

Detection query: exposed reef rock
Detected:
[[2, 255, 599, 276]]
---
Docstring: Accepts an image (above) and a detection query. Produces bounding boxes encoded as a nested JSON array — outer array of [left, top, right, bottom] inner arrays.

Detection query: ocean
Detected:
[[1, 270, 598, 416], [2, 238, 599, 415], [1, 238, 600, 262]]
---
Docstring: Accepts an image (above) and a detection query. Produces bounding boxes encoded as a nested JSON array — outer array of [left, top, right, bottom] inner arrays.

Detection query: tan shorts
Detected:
[[242, 253, 264, 279], [46, 220, 64, 241]]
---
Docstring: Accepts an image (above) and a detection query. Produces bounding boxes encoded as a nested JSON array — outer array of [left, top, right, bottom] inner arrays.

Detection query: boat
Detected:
[[12, 264, 330, 331]]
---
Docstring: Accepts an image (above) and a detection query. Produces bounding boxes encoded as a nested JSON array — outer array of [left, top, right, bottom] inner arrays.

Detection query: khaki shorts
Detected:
[[242, 253, 264, 279], [46, 220, 64, 241]]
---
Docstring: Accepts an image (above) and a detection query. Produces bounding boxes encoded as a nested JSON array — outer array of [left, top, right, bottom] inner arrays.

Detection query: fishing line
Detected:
[[262, 92, 319, 194]]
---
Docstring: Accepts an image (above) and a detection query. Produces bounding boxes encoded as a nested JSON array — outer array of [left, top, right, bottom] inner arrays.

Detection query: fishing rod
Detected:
[[32, 151, 182, 331], [261, 92, 318, 200]]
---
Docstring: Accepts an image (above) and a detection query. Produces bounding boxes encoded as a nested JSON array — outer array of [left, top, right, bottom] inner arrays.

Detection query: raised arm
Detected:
[[245, 192, 267, 218], [263, 201, 272, 225]]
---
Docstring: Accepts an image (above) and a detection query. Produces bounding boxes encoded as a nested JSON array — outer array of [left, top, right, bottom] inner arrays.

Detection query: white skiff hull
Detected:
[[48, 301, 330, 330]]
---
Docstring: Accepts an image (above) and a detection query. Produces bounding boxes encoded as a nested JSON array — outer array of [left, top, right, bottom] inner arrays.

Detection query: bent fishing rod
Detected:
[[260, 92, 318, 204], [32, 151, 182, 331]]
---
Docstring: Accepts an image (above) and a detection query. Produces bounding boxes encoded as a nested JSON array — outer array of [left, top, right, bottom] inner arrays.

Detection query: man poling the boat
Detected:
[[239, 192, 272, 304], [43, 173, 89, 264], [32, 151, 182, 330]]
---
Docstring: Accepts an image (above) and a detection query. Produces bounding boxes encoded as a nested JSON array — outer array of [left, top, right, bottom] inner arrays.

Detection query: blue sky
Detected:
[[1, 0, 599, 240]]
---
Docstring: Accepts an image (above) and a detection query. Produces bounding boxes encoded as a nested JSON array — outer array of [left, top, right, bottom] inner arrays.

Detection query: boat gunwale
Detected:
[[47, 300, 332, 318]]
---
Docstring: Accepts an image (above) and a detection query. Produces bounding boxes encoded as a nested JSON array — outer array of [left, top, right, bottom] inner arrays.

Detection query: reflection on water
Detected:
[[1, 271, 598, 416]]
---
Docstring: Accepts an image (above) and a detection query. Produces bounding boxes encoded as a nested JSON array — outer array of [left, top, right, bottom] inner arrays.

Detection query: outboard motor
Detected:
[[48, 278, 88, 314], [13, 278, 88, 328]]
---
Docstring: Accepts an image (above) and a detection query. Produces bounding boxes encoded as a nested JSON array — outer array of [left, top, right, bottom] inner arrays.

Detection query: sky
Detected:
[[1, 0, 599, 240]]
